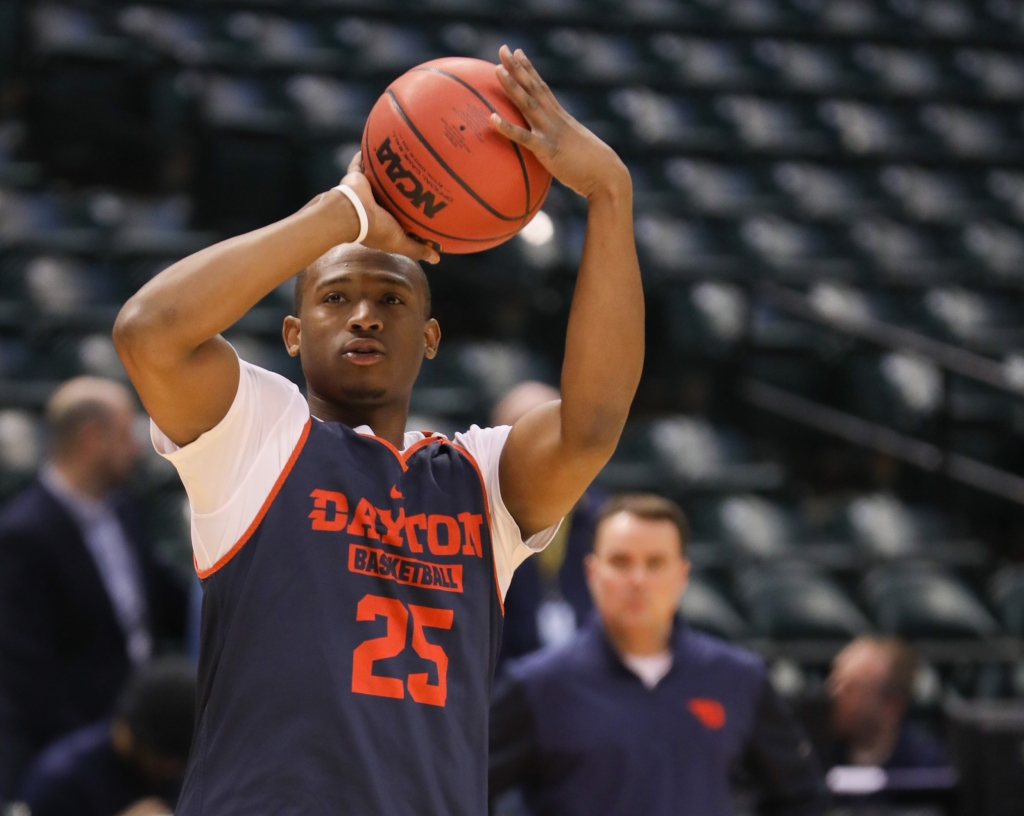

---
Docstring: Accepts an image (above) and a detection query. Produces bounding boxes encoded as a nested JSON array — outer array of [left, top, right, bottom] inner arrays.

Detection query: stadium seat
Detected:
[[546, 30, 643, 81], [921, 105, 1009, 159], [23, 255, 117, 315], [741, 214, 855, 278], [737, 563, 871, 639], [609, 88, 696, 147], [844, 493, 988, 566], [635, 215, 735, 277], [880, 166, 979, 224], [863, 563, 1000, 639], [285, 76, 372, 132], [819, 100, 907, 156], [957, 50, 1024, 101], [666, 280, 748, 353], [0, 409, 42, 474], [773, 162, 874, 219], [849, 217, 946, 280], [893, 0, 977, 37], [334, 18, 437, 71], [665, 159, 774, 215], [755, 40, 850, 92], [803, 0, 884, 33], [989, 566, 1024, 637], [680, 574, 750, 640], [963, 221, 1024, 280], [854, 45, 944, 96], [718, 96, 828, 152], [718, 494, 792, 559], [650, 35, 755, 86]]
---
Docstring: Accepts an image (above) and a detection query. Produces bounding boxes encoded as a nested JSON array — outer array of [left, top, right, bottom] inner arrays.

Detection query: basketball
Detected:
[[362, 57, 553, 254]]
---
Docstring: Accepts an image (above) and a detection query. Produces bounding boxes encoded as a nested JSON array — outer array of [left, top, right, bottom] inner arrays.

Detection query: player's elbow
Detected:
[[112, 295, 176, 371]]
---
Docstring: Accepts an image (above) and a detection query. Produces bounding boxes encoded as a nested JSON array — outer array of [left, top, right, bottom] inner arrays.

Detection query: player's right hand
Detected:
[[338, 151, 440, 264]]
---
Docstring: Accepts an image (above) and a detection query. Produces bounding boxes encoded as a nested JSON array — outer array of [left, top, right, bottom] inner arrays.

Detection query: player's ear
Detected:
[[283, 315, 301, 357], [423, 318, 441, 360]]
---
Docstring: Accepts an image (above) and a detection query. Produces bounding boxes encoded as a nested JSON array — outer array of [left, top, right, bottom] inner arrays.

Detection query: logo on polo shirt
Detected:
[[688, 698, 726, 729]]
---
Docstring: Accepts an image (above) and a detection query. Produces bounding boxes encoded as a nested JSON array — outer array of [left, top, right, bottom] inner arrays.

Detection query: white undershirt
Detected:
[[621, 651, 674, 689], [150, 356, 561, 599]]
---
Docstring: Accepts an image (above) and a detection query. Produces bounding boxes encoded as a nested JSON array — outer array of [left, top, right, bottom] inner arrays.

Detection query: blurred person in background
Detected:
[[17, 656, 196, 816], [827, 637, 946, 769], [494, 381, 604, 663], [490, 494, 827, 816], [0, 377, 187, 799]]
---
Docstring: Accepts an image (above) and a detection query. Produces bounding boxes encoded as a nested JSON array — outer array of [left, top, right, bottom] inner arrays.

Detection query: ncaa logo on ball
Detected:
[[375, 137, 449, 219]]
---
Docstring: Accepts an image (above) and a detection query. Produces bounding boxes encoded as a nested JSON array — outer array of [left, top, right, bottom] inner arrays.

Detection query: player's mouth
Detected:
[[342, 338, 386, 366]]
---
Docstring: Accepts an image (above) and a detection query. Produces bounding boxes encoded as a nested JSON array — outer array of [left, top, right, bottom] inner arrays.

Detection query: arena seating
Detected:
[[3, 0, 1024, 724]]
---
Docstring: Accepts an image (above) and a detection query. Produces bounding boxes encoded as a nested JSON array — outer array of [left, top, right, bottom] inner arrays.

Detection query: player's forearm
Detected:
[[559, 173, 644, 454], [114, 192, 359, 363]]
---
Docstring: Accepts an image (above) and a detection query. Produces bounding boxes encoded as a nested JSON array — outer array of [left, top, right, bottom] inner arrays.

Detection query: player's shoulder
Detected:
[[449, 423, 511, 461], [238, 358, 305, 403]]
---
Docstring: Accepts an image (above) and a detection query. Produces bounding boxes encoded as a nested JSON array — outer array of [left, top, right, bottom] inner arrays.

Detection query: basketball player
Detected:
[[113, 46, 642, 816]]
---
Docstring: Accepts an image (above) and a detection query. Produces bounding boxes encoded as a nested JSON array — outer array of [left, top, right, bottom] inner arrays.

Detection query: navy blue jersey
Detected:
[[178, 418, 504, 816]]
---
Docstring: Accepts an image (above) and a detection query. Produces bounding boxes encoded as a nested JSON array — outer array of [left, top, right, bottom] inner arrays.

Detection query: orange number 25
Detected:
[[352, 594, 454, 707]]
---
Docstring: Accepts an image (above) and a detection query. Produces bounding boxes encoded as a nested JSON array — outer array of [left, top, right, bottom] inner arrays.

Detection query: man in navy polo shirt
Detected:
[[490, 494, 828, 816]]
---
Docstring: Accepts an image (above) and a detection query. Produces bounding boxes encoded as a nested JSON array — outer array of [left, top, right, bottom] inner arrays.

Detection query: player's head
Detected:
[[111, 656, 197, 786], [587, 493, 690, 640], [45, 376, 141, 491], [283, 244, 440, 412]]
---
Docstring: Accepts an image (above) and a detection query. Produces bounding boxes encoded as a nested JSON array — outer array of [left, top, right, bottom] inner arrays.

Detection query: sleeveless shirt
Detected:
[[176, 417, 504, 816]]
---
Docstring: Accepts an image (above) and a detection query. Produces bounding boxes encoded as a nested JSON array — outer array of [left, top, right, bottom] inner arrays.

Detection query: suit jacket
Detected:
[[0, 480, 186, 800]]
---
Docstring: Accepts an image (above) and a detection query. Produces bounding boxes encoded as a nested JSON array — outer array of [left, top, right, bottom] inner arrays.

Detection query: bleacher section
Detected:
[[3, 0, 1024, 721]]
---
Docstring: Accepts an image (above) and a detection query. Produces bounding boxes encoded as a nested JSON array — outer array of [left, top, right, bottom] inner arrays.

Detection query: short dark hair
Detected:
[[293, 267, 308, 316], [594, 493, 690, 555], [115, 657, 197, 759]]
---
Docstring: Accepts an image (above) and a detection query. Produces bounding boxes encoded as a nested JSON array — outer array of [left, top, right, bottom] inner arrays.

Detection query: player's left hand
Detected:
[[490, 45, 630, 200]]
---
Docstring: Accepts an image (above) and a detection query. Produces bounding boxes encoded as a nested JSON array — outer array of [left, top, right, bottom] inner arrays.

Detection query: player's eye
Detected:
[[382, 294, 404, 305], [324, 292, 345, 304]]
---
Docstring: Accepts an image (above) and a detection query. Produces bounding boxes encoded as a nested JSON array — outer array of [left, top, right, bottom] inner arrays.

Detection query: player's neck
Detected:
[[308, 392, 409, 450]]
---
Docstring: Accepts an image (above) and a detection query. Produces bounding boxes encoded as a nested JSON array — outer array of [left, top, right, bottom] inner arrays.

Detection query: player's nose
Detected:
[[347, 298, 383, 332]]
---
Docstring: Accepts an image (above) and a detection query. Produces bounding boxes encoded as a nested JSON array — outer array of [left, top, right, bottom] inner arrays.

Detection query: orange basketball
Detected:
[[362, 57, 552, 255]]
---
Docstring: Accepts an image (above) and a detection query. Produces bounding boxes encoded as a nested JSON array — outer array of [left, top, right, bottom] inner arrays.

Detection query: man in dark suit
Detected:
[[0, 377, 186, 800]]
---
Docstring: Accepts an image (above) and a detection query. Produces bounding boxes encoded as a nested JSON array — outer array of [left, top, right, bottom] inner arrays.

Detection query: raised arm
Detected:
[[493, 46, 644, 536], [112, 158, 438, 447]]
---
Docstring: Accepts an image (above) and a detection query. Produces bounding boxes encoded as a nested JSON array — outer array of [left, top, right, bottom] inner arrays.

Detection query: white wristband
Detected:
[[332, 184, 369, 244]]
